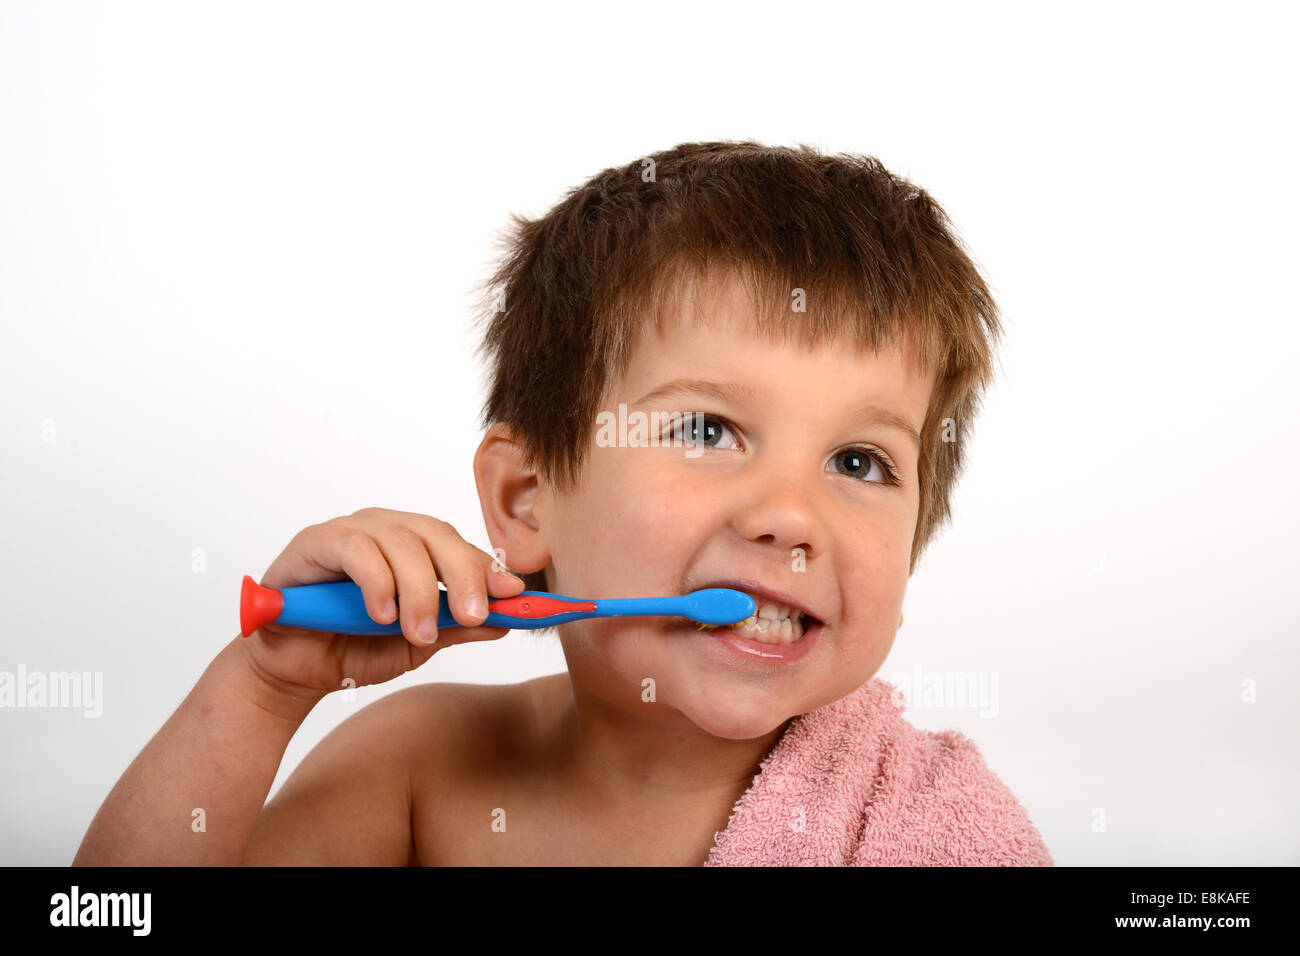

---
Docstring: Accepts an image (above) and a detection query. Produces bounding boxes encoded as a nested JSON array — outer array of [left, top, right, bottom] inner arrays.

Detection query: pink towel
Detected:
[[704, 677, 1053, 866]]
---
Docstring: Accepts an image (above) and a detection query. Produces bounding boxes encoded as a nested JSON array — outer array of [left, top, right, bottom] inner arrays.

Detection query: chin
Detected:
[[675, 698, 796, 741]]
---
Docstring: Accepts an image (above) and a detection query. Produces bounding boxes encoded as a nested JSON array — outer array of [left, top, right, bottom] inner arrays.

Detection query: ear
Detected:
[[473, 423, 551, 578], [898, 612, 904, 631]]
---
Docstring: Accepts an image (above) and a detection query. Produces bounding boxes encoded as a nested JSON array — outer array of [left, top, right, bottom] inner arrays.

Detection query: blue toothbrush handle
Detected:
[[240, 576, 755, 637], [279, 581, 458, 635], [243, 577, 602, 636], [281, 583, 598, 635]]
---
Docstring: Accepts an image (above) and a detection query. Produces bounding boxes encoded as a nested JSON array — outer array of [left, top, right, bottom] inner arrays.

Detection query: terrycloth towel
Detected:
[[704, 677, 1053, 866]]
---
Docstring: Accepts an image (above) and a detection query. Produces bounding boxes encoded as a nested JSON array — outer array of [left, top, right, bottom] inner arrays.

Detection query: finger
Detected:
[[485, 556, 529, 597], [386, 515, 526, 628], [352, 510, 529, 596], [362, 521, 445, 647], [265, 523, 399, 630]]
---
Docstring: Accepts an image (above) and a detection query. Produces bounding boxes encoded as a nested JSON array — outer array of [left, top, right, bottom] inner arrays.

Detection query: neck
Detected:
[[534, 671, 790, 812]]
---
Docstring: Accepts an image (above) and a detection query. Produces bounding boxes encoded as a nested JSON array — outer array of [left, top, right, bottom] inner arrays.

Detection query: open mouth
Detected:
[[727, 592, 822, 647]]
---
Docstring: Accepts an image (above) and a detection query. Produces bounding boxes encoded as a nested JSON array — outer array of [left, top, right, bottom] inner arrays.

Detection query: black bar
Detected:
[[0, 865, 1284, 943]]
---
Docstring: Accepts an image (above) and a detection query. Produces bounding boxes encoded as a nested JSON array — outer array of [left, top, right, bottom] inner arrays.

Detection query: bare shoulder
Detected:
[[244, 679, 524, 866], [403, 673, 565, 776], [405, 673, 569, 865]]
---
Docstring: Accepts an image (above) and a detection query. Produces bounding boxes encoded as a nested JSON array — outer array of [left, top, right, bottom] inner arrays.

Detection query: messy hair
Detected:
[[471, 140, 1003, 593]]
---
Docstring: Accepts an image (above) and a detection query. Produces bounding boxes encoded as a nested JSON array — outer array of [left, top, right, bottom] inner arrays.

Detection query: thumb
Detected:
[[426, 625, 513, 653]]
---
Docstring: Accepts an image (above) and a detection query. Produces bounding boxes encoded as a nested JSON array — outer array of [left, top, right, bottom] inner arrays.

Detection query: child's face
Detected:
[[535, 269, 937, 740]]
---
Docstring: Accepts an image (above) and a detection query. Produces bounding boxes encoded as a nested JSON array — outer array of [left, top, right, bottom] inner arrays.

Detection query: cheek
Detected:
[[615, 454, 721, 550], [830, 557, 906, 670], [553, 451, 704, 591], [838, 538, 909, 618]]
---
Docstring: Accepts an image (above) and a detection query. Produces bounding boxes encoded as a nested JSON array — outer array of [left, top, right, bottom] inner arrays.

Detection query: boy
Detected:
[[75, 140, 1052, 866]]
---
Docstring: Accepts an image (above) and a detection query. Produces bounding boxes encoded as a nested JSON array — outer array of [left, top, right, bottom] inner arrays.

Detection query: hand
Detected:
[[238, 507, 527, 701]]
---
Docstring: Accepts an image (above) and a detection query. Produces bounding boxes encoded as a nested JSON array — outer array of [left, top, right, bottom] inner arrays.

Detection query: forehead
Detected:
[[619, 267, 934, 411]]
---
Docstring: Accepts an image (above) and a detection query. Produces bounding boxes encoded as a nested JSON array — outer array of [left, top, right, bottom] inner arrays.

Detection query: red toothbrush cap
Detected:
[[240, 575, 284, 637]]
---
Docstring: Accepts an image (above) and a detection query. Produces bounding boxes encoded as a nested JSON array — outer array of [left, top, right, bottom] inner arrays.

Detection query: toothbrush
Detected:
[[239, 575, 756, 638]]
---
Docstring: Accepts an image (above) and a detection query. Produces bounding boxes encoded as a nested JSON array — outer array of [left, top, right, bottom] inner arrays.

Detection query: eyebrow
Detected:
[[633, 378, 922, 452]]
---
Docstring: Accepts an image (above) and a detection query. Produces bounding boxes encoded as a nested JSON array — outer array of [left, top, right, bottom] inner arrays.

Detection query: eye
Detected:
[[664, 413, 903, 487], [830, 447, 902, 486], [664, 413, 741, 450]]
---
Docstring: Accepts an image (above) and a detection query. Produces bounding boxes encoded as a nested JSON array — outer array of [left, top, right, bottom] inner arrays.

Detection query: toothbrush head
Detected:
[[680, 587, 757, 627]]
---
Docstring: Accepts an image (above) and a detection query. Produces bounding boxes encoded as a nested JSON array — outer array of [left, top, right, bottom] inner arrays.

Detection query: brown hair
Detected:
[[471, 140, 1003, 594]]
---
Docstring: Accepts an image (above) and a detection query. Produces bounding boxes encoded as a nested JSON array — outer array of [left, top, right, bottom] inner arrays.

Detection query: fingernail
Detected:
[[382, 598, 397, 621], [416, 618, 438, 643], [466, 594, 487, 619]]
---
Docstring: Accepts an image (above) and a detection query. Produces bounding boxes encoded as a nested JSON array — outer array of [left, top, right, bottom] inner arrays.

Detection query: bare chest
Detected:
[[408, 677, 739, 866], [412, 775, 726, 866]]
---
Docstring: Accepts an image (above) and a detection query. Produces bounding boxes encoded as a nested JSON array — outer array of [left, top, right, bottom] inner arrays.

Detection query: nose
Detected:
[[729, 470, 824, 562]]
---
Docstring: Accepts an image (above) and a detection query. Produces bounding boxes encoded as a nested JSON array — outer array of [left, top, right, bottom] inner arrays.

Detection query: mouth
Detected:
[[695, 579, 826, 648]]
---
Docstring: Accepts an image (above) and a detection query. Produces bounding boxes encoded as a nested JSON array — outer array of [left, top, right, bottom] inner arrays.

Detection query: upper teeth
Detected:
[[748, 596, 804, 623]]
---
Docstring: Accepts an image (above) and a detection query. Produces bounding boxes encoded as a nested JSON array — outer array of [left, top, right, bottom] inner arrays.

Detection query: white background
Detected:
[[2, 0, 1297, 866]]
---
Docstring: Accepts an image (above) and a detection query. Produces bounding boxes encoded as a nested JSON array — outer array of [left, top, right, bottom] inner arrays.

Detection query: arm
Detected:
[[74, 635, 327, 866], [241, 684, 427, 866], [75, 506, 517, 866]]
